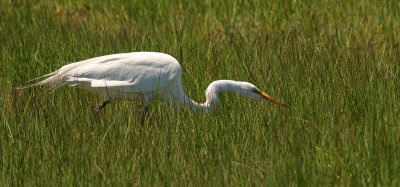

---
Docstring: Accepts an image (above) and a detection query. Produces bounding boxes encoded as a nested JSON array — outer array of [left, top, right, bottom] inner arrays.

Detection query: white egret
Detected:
[[21, 52, 286, 123]]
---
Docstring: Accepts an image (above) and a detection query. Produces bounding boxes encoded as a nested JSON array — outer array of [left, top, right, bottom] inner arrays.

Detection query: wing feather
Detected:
[[90, 80, 135, 88], [22, 52, 182, 97]]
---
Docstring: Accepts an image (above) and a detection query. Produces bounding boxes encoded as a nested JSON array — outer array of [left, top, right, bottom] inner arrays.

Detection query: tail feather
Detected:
[[17, 71, 64, 90], [26, 71, 58, 82]]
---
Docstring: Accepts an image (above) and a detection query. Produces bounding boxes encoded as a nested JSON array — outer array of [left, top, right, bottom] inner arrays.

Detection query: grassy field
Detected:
[[1, 0, 399, 185]]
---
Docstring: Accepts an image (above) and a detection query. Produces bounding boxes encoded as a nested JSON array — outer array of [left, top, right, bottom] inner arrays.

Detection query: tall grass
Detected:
[[1, 0, 399, 185]]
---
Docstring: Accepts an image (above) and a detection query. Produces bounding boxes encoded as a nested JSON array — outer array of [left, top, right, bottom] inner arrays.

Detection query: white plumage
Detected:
[[22, 52, 286, 123]]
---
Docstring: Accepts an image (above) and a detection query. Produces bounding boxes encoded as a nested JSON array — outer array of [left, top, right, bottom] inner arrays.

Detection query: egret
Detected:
[[21, 52, 286, 123]]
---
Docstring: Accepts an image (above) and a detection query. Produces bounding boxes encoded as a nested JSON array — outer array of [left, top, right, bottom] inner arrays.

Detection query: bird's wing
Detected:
[[90, 80, 135, 88], [60, 52, 182, 94], [66, 77, 134, 87]]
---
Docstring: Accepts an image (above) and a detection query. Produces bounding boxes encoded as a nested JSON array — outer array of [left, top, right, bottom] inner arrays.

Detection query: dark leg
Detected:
[[141, 105, 149, 126], [95, 100, 110, 115]]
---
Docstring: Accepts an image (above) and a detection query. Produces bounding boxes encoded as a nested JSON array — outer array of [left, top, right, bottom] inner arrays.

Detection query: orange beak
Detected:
[[254, 89, 287, 108]]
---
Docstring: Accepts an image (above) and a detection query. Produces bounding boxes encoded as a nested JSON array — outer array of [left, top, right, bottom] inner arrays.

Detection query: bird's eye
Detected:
[[252, 88, 261, 94]]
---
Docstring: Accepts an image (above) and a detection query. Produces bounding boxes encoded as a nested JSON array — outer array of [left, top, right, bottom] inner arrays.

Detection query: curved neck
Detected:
[[169, 80, 248, 113]]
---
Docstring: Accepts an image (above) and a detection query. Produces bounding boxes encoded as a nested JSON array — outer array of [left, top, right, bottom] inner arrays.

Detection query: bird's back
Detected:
[[37, 52, 182, 100], [64, 52, 181, 82]]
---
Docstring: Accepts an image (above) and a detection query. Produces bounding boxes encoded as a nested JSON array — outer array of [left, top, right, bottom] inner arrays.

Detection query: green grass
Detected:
[[1, 0, 399, 185]]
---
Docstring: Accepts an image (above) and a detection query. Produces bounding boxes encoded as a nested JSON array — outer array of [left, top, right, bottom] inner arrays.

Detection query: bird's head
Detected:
[[239, 83, 287, 108], [205, 80, 288, 108]]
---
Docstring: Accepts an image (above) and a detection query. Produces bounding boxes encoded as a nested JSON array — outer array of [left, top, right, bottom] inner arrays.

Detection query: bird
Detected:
[[20, 52, 287, 124]]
